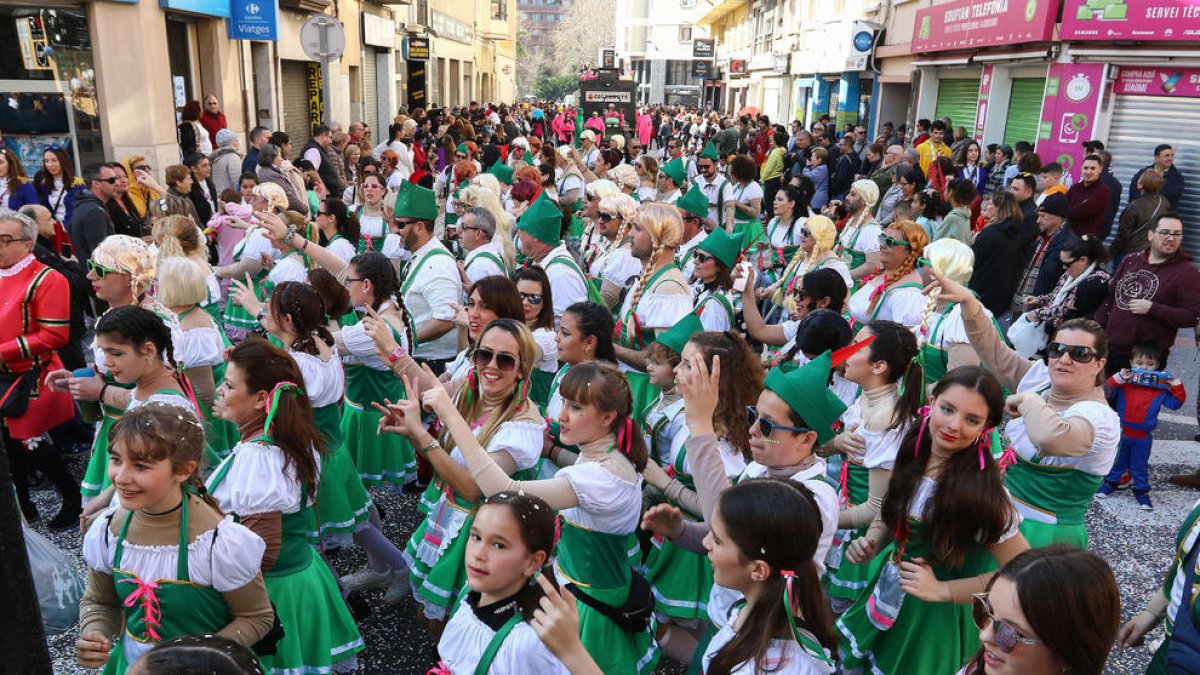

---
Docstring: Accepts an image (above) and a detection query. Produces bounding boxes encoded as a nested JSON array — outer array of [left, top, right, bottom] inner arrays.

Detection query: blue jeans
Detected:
[[1104, 435, 1153, 493]]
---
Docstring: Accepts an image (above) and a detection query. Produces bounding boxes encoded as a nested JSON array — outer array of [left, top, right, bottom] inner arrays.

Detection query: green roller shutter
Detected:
[[934, 78, 979, 132], [1003, 78, 1046, 147]]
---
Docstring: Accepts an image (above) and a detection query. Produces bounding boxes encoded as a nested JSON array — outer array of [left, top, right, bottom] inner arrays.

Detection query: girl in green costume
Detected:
[[916, 240, 1003, 389], [721, 155, 764, 251], [352, 173, 389, 253], [208, 339, 364, 673], [929, 271, 1120, 549], [753, 184, 810, 289], [514, 266, 559, 410], [77, 405, 274, 674], [375, 320, 546, 635], [836, 367, 1029, 674], [429, 361, 661, 674]]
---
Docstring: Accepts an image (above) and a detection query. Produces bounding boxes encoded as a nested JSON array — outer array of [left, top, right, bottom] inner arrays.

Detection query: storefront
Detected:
[[789, 20, 878, 130], [360, 12, 396, 137]]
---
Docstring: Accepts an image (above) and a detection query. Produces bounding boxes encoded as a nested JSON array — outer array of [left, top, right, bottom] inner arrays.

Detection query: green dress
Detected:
[[339, 316, 417, 486], [728, 181, 765, 250], [177, 306, 238, 458], [310, 402, 374, 547], [836, 478, 1011, 674], [222, 228, 272, 333], [208, 438, 365, 673], [616, 264, 691, 418], [824, 461, 881, 607], [97, 494, 239, 674]]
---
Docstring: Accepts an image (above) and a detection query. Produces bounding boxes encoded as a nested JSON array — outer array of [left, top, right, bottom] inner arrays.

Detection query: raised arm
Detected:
[[929, 268, 1030, 391]]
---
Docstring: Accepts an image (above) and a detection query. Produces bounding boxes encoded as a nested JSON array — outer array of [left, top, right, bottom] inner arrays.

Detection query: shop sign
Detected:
[[362, 13, 394, 49], [1061, 0, 1200, 41], [1036, 62, 1106, 185], [601, 49, 616, 68], [228, 0, 277, 40], [1114, 66, 1200, 97], [307, 61, 323, 136], [846, 22, 877, 71], [692, 60, 713, 78], [729, 59, 747, 76], [431, 10, 472, 45], [911, 0, 1058, 53], [159, 0, 230, 19], [407, 60, 426, 108], [406, 36, 430, 60], [974, 65, 993, 139], [693, 38, 715, 59]]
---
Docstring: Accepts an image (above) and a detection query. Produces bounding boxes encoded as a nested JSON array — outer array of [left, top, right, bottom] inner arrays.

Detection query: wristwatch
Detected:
[[387, 346, 407, 364], [417, 439, 441, 456]]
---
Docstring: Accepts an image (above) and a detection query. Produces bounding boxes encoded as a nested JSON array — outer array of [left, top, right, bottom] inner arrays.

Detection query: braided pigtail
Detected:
[[627, 241, 665, 316], [769, 246, 808, 306]]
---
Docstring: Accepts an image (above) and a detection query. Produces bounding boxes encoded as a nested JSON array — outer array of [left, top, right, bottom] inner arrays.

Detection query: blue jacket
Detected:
[[36, 180, 85, 224], [803, 163, 830, 209], [4, 181, 39, 211]]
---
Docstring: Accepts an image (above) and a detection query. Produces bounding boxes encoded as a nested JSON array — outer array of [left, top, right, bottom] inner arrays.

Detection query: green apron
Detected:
[[354, 206, 387, 253], [222, 231, 271, 331], [836, 220, 871, 271], [616, 264, 679, 416], [643, 439, 714, 622], [102, 494, 232, 674], [1004, 453, 1101, 549], [729, 182, 764, 250], [81, 378, 135, 499]]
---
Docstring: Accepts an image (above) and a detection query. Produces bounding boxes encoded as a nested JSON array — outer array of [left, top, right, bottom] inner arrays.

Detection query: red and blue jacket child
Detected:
[[1103, 368, 1186, 494]]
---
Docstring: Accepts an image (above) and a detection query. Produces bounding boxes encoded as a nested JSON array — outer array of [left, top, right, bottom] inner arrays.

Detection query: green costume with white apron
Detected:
[[728, 182, 764, 250], [97, 494, 236, 675], [835, 217, 881, 275], [616, 264, 690, 417], [178, 306, 239, 458], [222, 229, 272, 332], [311, 400, 374, 547]]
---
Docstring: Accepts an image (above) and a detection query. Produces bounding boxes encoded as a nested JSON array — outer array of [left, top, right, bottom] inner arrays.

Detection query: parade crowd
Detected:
[[7, 94, 1200, 674]]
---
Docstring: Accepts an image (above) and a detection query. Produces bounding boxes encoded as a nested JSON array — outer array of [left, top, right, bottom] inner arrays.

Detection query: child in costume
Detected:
[[77, 404, 273, 674]]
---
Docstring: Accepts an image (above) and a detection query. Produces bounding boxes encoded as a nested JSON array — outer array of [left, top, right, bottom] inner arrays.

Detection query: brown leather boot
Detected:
[[1169, 472, 1200, 488]]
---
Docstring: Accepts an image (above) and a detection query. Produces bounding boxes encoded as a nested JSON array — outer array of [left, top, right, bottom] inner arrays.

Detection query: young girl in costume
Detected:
[[514, 265, 558, 409], [823, 320, 923, 613], [374, 319, 545, 635], [434, 491, 571, 674], [846, 220, 928, 329], [420, 360, 661, 674], [208, 339, 365, 673], [77, 404, 274, 674], [836, 367, 1030, 673], [690, 229, 741, 333], [915, 239, 1002, 389], [639, 314, 700, 467], [352, 173, 389, 254]]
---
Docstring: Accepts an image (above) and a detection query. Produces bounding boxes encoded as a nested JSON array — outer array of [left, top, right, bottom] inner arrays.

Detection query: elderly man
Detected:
[[870, 144, 903, 196], [393, 182, 461, 374], [1010, 194, 1079, 318], [199, 94, 228, 140], [460, 207, 506, 285], [0, 209, 79, 526]]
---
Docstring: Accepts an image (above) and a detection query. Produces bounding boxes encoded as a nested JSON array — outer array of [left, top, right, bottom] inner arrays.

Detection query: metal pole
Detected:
[[319, 22, 332, 128], [0, 433, 54, 674]]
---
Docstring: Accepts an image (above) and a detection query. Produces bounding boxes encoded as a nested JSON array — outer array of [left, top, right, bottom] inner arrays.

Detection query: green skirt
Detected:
[[340, 401, 416, 486], [222, 280, 266, 331], [404, 495, 474, 622], [82, 412, 121, 499], [311, 447, 374, 548], [258, 548, 365, 673], [530, 368, 556, 412], [643, 535, 713, 622], [574, 582, 661, 675], [733, 220, 765, 251], [625, 371, 660, 429], [1017, 518, 1087, 550]]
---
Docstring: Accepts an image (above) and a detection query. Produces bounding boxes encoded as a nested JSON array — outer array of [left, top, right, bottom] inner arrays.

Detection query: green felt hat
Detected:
[[675, 184, 709, 219], [393, 180, 439, 221], [660, 156, 686, 187], [699, 140, 719, 161], [654, 312, 703, 356], [698, 228, 741, 269], [456, 142, 469, 155], [763, 351, 848, 445], [487, 159, 514, 185], [516, 191, 562, 245]]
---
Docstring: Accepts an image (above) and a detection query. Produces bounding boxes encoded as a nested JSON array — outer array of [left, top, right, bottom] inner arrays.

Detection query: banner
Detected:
[[911, 0, 1058, 53], [406, 37, 430, 60], [407, 60, 426, 108], [974, 65, 993, 139], [228, 0, 277, 40], [1035, 63, 1106, 185], [1061, 0, 1200, 41], [692, 60, 713, 79], [307, 62, 323, 137], [1115, 67, 1200, 98], [693, 39, 714, 59]]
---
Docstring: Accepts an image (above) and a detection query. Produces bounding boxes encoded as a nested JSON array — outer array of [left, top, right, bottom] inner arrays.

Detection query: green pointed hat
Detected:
[[456, 142, 469, 155], [487, 159, 514, 185], [763, 351, 848, 445], [654, 312, 703, 356], [699, 140, 719, 161], [516, 191, 562, 245], [697, 228, 741, 269], [393, 180, 439, 221], [675, 184, 709, 219], [660, 156, 686, 187]]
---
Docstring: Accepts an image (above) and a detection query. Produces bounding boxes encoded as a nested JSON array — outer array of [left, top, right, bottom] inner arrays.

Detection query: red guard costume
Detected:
[[0, 253, 74, 441]]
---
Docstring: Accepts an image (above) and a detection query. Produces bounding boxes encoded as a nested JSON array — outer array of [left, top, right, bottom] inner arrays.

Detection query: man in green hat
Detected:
[[656, 156, 687, 204], [516, 192, 589, 320], [691, 142, 732, 231], [393, 180, 462, 371], [693, 228, 742, 331], [674, 185, 712, 283]]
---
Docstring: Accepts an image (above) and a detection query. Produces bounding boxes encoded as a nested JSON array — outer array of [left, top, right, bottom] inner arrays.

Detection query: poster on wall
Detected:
[[3, 136, 72, 173], [974, 65, 993, 139], [1114, 66, 1200, 97], [307, 62, 323, 136], [1036, 62, 1106, 185], [1061, 0, 1200, 41]]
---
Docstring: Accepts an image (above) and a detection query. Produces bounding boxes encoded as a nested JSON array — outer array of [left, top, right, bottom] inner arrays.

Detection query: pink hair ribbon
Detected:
[[913, 405, 931, 457]]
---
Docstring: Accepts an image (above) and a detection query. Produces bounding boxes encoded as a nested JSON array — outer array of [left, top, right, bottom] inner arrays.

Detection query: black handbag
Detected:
[[0, 366, 38, 418], [567, 570, 656, 634]]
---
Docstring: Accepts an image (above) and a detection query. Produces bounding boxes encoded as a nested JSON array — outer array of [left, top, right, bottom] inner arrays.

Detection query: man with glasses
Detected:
[[1097, 214, 1200, 375], [656, 156, 688, 205], [66, 163, 116, 268], [199, 94, 227, 141], [674, 185, 711, 283], [690, 142, 730, 231], [393, 182, 461, 375], [0, 208, 80, 527], [460, 207, 506, 285], [516, 194, 589, 320], [1010, 194, 1078, 321]]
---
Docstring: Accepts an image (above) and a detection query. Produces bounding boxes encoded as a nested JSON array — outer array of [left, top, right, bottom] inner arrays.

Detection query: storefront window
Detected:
[[0, 6, 102, 174]]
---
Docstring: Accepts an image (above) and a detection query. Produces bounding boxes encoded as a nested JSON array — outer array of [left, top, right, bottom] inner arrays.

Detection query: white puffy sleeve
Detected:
[[532, 328, 558, 373], [883, 286, 929, 329], [178, 327, 225, 368], [1063, 401, 1122, 476], [207, 442, 304, 515], [328, 238, 357, 264], [559, 462, 635, 518], [269, 255, 309, 285], [635, 292, 692, 330], [486, 418, 545, 472], [600, 248, 642, 289], [82, 507, 120, 573], [209, 517, 268, 591]]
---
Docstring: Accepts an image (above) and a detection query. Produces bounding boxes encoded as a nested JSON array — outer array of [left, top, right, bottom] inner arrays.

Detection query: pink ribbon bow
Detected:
[[118, 577, 163, 642]]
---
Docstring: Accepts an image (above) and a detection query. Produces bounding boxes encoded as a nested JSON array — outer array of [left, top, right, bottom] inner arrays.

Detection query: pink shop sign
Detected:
[[1114, 67, 1200, 98], [1036, 63, 1106, 185], [1062, 0, 1200, 41], [911, 0, 1059, 53]]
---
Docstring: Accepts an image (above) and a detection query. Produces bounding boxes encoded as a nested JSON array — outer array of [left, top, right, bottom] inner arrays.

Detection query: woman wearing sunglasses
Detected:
[[847, 219, 929, 329], [374, 319, 546, 636], [442, 276, 524, 382], [760, 214, 851, 331], [690, 229, 740, 332], [928, 269, 1120, 549], [968, 546, 1118, 675], [837, 366, 1030, 674], [514, 266, 558, 409], [587, 194, 642, 311]]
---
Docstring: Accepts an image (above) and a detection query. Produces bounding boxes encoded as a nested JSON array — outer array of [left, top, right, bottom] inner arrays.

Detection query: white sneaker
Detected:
[[341, 566, 396, 592], [383, 569, 412, 605]]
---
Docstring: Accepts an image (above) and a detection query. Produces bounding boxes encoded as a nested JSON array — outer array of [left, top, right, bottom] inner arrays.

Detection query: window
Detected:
[[491, 0, 506, 19], [678, 25, 692, 42], [752, 1, 775, 53], [666, 60, 690, 85]]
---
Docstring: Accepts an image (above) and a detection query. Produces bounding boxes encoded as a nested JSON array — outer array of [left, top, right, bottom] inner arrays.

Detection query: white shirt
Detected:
[[403, 237, 463, 359], [539, 245, 589, 319], [464, 240, 507, 284], [692, 174, 732, 226]]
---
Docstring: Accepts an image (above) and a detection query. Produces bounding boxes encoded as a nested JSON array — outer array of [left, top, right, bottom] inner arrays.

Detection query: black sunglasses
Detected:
[[94, 177, 117, 184], [692, 251, 714, 264], [1046, 342, 1098, 363], [972, 593, 1041, 653], [800, 228, 812, 238], [519, 291, 544, 306], [597, 212, 616, 223], [471, 347, 519, 373], [745, 406, 809, 437]]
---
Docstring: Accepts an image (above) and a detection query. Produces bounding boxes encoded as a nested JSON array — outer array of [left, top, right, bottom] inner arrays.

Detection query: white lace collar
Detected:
[[0, 254, 35, 278]]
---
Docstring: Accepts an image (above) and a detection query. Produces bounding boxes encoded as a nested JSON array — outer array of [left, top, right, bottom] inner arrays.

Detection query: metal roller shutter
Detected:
[[934, 78, 979, 132], [1003, 78, 1045, 147], [1106, 95, 1200, 260], [281, 60, 314, 151], [363, 49, 379, 141]]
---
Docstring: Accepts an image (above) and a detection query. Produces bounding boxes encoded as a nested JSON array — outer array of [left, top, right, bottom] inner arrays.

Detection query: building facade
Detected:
[[615, 0, 712, 106]]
